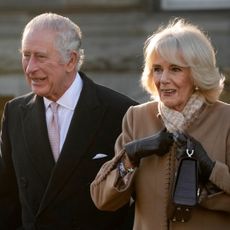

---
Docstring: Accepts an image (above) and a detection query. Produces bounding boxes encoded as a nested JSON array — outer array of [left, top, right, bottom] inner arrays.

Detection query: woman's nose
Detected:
[[160, 70, 170, 83]]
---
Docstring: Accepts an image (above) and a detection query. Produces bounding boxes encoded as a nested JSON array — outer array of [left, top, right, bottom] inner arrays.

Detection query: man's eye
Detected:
[[23, 53, 30, 58], [153, 67, 162, 73]]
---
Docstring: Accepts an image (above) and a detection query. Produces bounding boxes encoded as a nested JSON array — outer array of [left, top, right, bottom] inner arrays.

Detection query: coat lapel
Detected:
[[37, 74, 107, 214], [21, 95, 55, 187]]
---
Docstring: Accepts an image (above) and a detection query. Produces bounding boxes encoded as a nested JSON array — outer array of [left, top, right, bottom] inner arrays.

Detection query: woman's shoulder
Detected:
[[125, 100, 159, 122], [216, 100, 230, 108], [202, 100, 230, 123], [211, 100, 230, 113], [128, 100, 158, 113]]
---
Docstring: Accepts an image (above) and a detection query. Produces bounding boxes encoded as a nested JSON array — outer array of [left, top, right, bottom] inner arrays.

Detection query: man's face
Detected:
[[21, 29, 75, 101]]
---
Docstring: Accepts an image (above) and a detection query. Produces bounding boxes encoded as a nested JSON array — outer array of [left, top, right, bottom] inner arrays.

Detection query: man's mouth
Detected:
[[31, 77, 46, 84]]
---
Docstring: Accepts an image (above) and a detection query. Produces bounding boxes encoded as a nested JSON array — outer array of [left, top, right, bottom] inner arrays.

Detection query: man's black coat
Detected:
[[0, 72, 137, 229]]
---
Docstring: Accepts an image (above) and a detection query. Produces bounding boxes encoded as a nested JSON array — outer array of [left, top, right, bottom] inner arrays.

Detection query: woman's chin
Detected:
[[162, 101, 184, 112]]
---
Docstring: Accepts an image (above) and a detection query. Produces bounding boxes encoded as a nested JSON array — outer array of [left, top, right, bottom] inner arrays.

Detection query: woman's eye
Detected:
[[37, 55, 46, 59]]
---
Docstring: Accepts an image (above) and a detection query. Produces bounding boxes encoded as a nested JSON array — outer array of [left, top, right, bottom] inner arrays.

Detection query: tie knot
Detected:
[[50, 102, 59, 113]]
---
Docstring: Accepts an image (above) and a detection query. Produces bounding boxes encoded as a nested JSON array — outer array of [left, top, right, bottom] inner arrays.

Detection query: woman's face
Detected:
[[152, 52, 194, 112]]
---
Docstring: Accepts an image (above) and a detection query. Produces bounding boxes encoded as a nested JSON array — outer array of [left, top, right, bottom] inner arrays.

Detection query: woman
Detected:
[[90, 18, 230, 229]]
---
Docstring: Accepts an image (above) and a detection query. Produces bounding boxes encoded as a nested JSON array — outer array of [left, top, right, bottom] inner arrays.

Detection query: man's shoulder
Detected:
[[80, 71, 138, 106], [97, 84, 137, 104], [9, 92, 34, 103], [6, 92, 37, 109]]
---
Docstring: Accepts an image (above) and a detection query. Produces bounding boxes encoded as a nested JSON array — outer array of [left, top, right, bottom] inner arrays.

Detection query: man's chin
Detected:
[[31, 89, 46, 97]]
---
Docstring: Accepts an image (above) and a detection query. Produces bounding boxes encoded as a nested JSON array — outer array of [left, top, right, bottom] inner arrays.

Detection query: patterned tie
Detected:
[[47, 102, 60, 162]]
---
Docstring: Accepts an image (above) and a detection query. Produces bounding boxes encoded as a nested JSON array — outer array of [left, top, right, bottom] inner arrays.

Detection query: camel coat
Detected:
[[91, 100, 230, 230]]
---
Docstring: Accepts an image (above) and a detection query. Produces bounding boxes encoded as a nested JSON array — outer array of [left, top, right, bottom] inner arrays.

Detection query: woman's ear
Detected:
[[66, 51, 78, 72]]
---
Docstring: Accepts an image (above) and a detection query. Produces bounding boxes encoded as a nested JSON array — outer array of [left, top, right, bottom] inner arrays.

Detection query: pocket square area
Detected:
[[92, 153, 108, 159]]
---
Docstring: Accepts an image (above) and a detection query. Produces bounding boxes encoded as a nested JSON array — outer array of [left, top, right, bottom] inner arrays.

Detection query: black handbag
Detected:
[[169, 140, 199, 223]]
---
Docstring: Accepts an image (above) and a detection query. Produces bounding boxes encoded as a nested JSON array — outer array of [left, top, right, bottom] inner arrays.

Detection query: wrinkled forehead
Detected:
[[20, 31, 60, 58], [21, 28, 57, 48], [23, 27, 57, 41]]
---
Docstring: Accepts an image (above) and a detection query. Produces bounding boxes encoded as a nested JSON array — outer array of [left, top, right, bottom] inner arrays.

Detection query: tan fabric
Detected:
[[91, 100, 230, 230]]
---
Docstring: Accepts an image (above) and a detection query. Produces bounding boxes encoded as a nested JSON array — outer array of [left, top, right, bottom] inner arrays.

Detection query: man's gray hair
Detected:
[[22, 12, 84, 69]]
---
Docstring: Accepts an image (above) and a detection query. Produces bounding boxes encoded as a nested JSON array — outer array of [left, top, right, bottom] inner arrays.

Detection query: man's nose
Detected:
[[25, 57, 38, 75]]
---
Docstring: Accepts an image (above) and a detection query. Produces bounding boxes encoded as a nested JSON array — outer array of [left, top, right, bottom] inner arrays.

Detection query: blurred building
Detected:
[[0, 0, 229, 120]]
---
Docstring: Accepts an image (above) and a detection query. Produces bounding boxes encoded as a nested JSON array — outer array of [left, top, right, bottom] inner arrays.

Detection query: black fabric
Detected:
[[0, 72, 138, 230], [169, 158, 198, 223], [173, 158, 198, 206]]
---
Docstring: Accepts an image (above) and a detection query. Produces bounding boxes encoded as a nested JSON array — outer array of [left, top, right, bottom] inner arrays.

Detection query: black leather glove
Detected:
[[174, 132, 215, 182], [124, 129, 173, 166]]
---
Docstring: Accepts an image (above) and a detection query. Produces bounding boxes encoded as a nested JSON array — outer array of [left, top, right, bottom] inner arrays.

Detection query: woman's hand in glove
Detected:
[[124, 129, 173, 166], [174, 132, 215, 182]]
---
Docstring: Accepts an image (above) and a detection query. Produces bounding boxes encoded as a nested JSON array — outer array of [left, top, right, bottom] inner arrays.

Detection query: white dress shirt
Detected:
[[44, 73, 83, 153]]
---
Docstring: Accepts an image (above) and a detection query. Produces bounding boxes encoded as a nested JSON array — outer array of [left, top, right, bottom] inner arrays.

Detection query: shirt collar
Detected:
[[44, 72, 83, 111]]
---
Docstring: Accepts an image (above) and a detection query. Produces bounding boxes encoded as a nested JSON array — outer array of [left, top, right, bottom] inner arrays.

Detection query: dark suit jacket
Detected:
[[0, 72, 137, 230]]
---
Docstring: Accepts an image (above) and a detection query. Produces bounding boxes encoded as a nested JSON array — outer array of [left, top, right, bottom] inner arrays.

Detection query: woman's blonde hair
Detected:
[[141, 18, 224, 103]]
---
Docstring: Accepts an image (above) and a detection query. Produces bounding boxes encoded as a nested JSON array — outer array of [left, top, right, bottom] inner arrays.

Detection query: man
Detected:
[[0, 13, 137, 229]]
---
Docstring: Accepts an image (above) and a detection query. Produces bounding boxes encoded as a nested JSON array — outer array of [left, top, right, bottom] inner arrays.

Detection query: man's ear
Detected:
[[66, 51, 78, 72]]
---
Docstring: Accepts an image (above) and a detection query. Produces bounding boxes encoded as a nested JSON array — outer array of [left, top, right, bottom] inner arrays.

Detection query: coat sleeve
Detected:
[[90, 106, 136, 211], [200, 127, 230, 213], [0, 103, 22, 229]]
